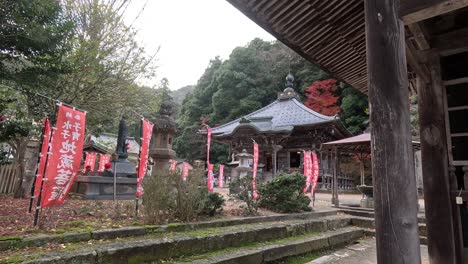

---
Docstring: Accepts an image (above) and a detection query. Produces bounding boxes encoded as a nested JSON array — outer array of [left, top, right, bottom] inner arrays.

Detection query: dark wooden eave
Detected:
[[226, 0, 468, 94]]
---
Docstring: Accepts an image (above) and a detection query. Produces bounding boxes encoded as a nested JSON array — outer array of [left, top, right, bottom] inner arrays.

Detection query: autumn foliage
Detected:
[[304, 79, 340, 116]]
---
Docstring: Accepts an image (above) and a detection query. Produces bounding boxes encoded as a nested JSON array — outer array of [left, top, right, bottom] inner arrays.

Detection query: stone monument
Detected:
[[111, 116, 137, 178], [73, 116, 137, 200]]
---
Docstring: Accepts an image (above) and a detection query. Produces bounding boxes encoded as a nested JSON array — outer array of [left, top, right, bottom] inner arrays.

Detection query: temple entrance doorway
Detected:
[[289, 151, 301, 169]]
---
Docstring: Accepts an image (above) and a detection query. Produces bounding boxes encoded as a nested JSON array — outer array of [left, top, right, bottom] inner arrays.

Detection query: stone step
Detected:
[[339, 208, 426, 224], [18, 215, 354, 264], [0, 210, 338, 251], [348, 216, 428, 245], [174, 227, 365, 264]]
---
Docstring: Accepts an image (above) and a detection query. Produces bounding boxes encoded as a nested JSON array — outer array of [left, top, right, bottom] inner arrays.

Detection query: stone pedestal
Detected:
[[73, 176, 137, 200], [150, 148, 176, 173], [357, 185, 374, 208], [360, 196, 374, 208]]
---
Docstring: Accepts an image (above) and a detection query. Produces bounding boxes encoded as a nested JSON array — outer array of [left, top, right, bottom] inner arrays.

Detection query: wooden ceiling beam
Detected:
[[432, 27, 468, 56], [400, 0, 468, 24], [408, 23, 431, 50], [406, 42, 430, 83]]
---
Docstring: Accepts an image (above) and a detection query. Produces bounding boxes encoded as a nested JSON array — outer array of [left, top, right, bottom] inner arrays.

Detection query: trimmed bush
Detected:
[[258, 173, 311, 213], [202, 193, 225, 216]]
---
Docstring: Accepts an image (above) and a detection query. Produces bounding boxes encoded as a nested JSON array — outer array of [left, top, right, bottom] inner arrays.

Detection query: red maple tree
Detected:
[[304, 79, 340, 116]]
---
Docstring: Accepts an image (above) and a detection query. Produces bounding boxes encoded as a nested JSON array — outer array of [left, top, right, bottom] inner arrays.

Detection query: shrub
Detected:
[[142, 169, 208, 224], [202, 193, 225, 216], [174, 169, 208, 222], [229, 174, 258, 215], [258, 173, 311, 213], [142, 170, 177, 224]]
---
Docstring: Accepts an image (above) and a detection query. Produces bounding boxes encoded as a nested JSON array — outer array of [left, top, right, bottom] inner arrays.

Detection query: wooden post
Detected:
[[331, 150, 336, 204], [272, 146, 279, 177], [418, 54, 460, 263], [359, 158, 365, 186], [332, 147, 339, 207], [365, 1, 421, 263]]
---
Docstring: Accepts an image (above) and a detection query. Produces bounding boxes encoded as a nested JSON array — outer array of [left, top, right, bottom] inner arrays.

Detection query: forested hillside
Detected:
[[173, 39, 368, 162], [171, 85, 195, 105]]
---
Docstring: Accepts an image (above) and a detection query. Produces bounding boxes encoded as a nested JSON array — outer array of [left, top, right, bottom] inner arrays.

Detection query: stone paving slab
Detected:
[[308, 237, 429, 264]]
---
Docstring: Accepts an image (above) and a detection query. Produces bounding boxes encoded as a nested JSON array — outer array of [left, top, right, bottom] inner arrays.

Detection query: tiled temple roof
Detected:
[[211, 88, 341, 137]]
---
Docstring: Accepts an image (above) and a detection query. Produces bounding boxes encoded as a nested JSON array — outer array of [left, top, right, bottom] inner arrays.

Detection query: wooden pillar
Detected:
[[418, 54, 460, 263], [360, 159, 365, 186], [272, 149, 277, 177], [449, 166, 464, 261], [464, 166, 468, 190], [332, 147, 339, 207], [365, 1, 420, 263], [272, 145, 281, 177]]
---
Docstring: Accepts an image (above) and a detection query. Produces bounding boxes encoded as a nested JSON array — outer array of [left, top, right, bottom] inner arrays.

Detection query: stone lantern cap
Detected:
[[236, 149, 253, 169], [236, 149, 253, 158]]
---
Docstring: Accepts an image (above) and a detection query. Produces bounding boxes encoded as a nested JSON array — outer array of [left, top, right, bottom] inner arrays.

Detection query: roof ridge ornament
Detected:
[[285, 72, 294, 88], [278, 73, 299, 100]]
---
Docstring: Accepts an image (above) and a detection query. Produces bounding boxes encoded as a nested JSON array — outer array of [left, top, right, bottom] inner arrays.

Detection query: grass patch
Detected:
[[167, 223, 183, 228], [268, 250, 330, 264], [0, 236, 20, 242], [0, 254, 36, 264]]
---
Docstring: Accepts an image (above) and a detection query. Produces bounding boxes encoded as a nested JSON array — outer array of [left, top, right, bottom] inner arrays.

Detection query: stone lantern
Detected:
[[149, 94, 177, 173], [230, 149, 253, 182]]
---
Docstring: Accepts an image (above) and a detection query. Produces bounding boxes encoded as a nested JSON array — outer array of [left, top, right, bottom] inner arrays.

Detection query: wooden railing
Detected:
[[0, 163, 18, 194]]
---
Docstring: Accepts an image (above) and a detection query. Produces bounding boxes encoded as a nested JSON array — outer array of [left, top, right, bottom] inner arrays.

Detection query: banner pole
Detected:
[[135, 198, 139, 217], [313, 192, 316, 207], [113, 162, 117, 203], [135, 118, 143, 217], [28, 121, 48, 213], [33, 129, 54, 226]]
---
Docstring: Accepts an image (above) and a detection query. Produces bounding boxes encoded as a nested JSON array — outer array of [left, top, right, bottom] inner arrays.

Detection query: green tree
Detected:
[[0, 0, 73, 82], [338, 86, 369, 134], [1, 0, 159, 197]]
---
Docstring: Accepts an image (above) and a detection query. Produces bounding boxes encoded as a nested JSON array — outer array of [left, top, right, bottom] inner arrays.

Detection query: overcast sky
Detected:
[[126, 0, 275, 90]]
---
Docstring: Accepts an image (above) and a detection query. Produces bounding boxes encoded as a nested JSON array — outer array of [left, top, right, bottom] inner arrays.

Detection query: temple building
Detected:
[[210, 74, 352, 186]]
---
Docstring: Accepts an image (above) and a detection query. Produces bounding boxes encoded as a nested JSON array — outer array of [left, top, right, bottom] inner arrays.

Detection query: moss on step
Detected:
[[174, 231, 321, 263], [1, 218, 348, 264], [267, 250, 329, 264], [0, 236, 20, 242]]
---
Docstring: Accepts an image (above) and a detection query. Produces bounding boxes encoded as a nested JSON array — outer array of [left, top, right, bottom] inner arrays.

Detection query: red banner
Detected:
[[252, 143, 259, 200], [303, 151, 312, 193], [310, 152, 320, 198], [82, 152, 97, 173], [34, 118, 52, 197], [97, 154, 111, 172], [170, 159, 177, 173], [218, 164, 224, 188], [182, 162, 189, 181], [207, 163, 214, 193], [136, 119, 154, 198], [41, 105, 86, 207], [206, 127, 211, 164]]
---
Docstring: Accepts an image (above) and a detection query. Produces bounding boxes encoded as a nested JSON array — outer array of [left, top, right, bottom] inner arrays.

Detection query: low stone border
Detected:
[[0, 210, 337, 251], [21, 216, 352, 264]]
